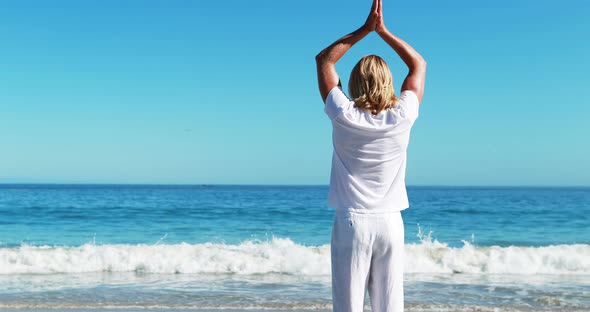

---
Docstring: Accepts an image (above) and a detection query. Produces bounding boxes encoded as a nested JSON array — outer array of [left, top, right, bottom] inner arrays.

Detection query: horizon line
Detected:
[[0, 182, 588, 189]]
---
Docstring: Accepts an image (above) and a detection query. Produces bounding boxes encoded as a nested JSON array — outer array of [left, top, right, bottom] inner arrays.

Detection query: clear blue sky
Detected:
[[1, 0, 588, 186]]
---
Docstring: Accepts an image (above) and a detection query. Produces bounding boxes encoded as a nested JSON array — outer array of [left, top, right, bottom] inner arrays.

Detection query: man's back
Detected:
[[325, 86, 420, 213]]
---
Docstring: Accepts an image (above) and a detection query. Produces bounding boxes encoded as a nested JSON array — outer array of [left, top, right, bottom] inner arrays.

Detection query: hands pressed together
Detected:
[[364, 0, 387, 34]]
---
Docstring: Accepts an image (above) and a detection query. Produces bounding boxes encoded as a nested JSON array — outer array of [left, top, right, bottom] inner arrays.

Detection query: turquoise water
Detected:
[[0, 184, 589, 311], [2, 185, 588, 247]]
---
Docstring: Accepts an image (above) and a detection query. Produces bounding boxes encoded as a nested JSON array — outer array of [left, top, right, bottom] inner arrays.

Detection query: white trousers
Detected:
[[331, 210, 405, 312]]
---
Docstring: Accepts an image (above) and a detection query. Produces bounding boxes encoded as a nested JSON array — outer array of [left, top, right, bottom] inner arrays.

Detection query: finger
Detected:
[[371, 0, 377, 11], [378, 0, 382, 15]]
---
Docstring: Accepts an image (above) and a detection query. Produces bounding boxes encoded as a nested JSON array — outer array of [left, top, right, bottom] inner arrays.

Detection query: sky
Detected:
[[0, 0, 588, 186]]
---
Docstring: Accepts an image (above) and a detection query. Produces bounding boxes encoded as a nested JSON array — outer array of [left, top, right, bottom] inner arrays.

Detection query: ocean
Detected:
[[0, 184, 588, 311]]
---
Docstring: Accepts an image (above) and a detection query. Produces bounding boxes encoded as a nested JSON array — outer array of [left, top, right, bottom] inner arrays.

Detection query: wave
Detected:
[[1, 237, 588, 275]]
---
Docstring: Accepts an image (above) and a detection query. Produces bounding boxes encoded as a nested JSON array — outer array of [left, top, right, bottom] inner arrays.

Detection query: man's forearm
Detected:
[[316, 25, 371, 65], [377, 28, 425, 71]]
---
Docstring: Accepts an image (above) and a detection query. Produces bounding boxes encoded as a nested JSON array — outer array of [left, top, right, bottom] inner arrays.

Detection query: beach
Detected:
[[0, 184, 588, 311]]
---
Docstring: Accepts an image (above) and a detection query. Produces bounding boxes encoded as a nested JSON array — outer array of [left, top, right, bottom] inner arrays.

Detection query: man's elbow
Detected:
[[315, 50, 335, 65], [415, 57, 427, 72], [315, 52, 326, 64]]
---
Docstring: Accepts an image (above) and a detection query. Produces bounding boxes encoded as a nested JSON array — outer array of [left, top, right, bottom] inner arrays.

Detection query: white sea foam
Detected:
[[0, 237, 588, 275]]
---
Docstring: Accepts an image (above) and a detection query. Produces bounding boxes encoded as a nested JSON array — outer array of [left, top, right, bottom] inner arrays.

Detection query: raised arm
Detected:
[[375, 0, 427, 103], [315, 0, 380, 103]]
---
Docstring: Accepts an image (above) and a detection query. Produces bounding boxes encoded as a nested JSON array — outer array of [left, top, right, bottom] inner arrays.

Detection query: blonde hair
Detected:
[[348, 55, 397, 115]]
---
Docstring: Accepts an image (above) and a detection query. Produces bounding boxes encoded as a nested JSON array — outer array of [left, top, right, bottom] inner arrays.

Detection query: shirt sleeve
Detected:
[[398, 90, 420, 122], [324, 86, 353, 120]]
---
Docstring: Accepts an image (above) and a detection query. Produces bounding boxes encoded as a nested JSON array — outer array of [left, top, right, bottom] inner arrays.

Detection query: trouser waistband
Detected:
[[335, 209, 402, 217]]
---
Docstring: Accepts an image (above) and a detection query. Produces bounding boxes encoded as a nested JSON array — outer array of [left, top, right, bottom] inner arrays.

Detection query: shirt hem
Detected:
[[332, 205, 409, 214]]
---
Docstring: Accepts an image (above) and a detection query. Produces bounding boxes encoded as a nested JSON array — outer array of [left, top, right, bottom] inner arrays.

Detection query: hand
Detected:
[[363, 0, 380, 32], [375, 0, 387, 34]]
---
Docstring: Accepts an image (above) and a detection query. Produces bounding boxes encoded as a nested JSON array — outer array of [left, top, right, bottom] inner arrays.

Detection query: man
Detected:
[[315, 0, 426, 311]]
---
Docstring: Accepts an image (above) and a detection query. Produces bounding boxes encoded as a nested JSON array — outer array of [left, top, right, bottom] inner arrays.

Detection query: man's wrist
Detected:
[[359, 24, 373, 34], [376, 26, 389, 36]]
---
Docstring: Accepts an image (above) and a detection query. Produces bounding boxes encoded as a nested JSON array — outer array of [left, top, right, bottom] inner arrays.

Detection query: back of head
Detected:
[[348, 55, 397, 115]]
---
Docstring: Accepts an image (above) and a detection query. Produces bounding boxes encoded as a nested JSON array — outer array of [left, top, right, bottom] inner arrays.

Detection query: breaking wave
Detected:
[[1, 236, 588, 275]]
